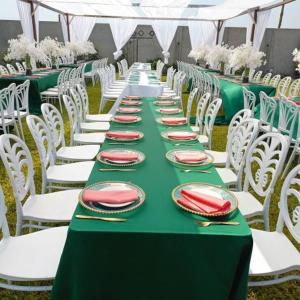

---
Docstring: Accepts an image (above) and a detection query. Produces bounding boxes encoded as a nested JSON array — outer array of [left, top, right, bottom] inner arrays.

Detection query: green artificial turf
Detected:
[[0, 82, 299, 299]]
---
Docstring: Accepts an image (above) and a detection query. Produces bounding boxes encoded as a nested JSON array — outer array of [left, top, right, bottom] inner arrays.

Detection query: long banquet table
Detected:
[[51, 94, 253, 299], [0, 70, 60, 114]]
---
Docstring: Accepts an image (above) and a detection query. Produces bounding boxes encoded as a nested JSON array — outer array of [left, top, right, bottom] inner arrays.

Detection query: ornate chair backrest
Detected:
[[6, 64, 17, 75], [277, 164, 300, 242], [288, 79, 300, 98], [76, 84, 89, 117], [0, 65, 9, 75], [252, 70, 263, 83], [242, 87, 256, 114], [69, 88, 84, 123], [195, 92, 211, 133], [15, 80, 30, 113], [16, 62, 25, 73], [0, 83, 16, 120], [212, 75, 220, 99], [186, 88, 198, 125], [26, 115, 56, 193], [0, 185, 10, 238], [203, 98, 222, 148], [0, 134, 36, 232], [261, 72, 272, 85], [41, 103, 66, 150], [269, 74, 281, 88], [277, 76, 292, 96], [259, 91, 277, 128]]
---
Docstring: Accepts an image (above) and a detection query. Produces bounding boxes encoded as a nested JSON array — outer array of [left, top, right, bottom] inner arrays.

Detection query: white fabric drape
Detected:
[[109, 19, 137, 60], [16, 0, 39, 42], [152, 20, 178, 64], [188, 21, 217, 49], [246, 10, 271, 50], [60, 15, 96, 43]]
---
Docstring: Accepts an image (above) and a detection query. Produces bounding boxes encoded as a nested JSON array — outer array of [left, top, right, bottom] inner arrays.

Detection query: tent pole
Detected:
[[215, 20, 223, 45], [29, 0, 37, 41], [66, 14, 71, 42], [278, 2, 285, 28], [250, 10, 258, 43]]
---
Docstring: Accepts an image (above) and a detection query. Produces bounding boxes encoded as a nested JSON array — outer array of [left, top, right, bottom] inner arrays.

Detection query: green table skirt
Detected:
[[51, 98, 252, 300], [0, 71, 60, 114], [220, 79, 276, 123]]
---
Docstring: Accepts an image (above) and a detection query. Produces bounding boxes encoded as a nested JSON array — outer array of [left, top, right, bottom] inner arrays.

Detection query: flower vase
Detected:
[[242, 67, 250, 83], [25, 55, 32, 76], [26, 69, 32, 76], [205, 63, 210, 69], [220, 62, 225, 75]]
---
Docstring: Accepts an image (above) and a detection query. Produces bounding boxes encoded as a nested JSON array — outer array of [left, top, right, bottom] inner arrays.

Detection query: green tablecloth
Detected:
[[60, 61, 93, 72], [51, 98, 252, 300], [255, 97, 300, 140], [0, 71, 60, 114], [220, 79, 276, 122]]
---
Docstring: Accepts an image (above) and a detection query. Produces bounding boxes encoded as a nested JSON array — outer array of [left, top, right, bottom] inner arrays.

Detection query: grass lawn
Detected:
[[0, 83, 299, 299]]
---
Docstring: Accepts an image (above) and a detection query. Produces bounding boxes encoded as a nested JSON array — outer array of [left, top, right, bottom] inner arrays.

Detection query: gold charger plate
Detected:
[[106, 131, 144, 142], [161, 130, 198, 142], [112, 116, 142, 124], [156, 117, 187, 126]]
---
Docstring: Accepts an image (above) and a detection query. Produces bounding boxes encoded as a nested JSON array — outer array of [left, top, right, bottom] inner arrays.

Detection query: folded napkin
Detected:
[[82, 189, 139, 204], [175, 152, 207, 163], [156, 101, 176, 105], [122, 100, 140, 105], [178, 189, 231, 214], [118, 107, 140, 113], [295, 101, 300, 106], [100, 151, 139, 162], [125, 96, 141, 100], [160, 108, 179, 113], [161, 117, 186, 125], [114, 115, 138, 122], [106, 131, 140, 139], [167, 132, 197, 140]]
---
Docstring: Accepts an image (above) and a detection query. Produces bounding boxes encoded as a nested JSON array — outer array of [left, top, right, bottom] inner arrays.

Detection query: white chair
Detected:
[[205, 109, 252, 167], [261, 72, 272, 85], [258, 91, 277, 133], [242, 87, 256, 115], [0, 65, 9, 75], [0, 83, 20, 137], [249, 164, 300, 286], [186, 88, 199, 126], [84, 61, 99, 86], [14, 80, 30, 140], [70, 88, 110, 132], [0, 184, 68, 291], [41, 103, 100, 162], [252, 71, 263, 83], [269, 74, 281, 88], [276, 76, 292, 97], [6, 64, 17, 75], [63, 94, 106, 145], [288, 79, 300, 98], [26, 115, 94, 193], [212, 75, 220, 99], [15, 62, 25, 73], [190, 92, 211, 134], [232, 132, 288, 230], [215, 119, 259, 190], [76, 84, 112, 122], [197, 98, 222, 149], [0, 134, 79, 235]]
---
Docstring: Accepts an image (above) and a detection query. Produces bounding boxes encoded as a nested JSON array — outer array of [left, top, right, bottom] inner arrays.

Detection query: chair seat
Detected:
[[47, 87, 58, 92], [46, 161, 94, 184], [198, 135, 209, 145], [86, 113, 112, 122], [0, 118, 15, 126], [260, 124, 278, 133], [57, 145, 99, 161], [23, 189, 80, 222], [13, 111, 28, 118], [249, 229, 300, 276], [74, 132, 106, 145], [80, 121, 110, 132], [231, 191, 264, 218], [84, 72, 96, 77], [205, 150, 227, 166], [40, 90, 59, 97], [191, 125, 200, 133], [216, 168, 238, 186], [103, 93, 119, 99], [0, 226, 67, 281]]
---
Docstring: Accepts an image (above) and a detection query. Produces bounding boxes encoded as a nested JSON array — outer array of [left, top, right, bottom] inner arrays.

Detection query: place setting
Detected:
[[111, 114, 142, 124], [156, 107, 182, 114], [117, 107, 142, 114], [121, 99, 143, 106], [156, 116, 187, 126], [105, 130, 144, 145], [172, 182, 239, 223], [78, 181, 146, 215], [161, 130, 199, 145], [153, 99, 178, 106], [97, 148, 146, 170]]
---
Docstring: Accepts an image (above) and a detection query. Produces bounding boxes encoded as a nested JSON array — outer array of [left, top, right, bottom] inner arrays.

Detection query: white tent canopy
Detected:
[[26, 0, 282, 21]]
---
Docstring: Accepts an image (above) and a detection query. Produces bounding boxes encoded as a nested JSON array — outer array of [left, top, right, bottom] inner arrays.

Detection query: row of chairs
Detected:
[[84, 58, 108, 86]]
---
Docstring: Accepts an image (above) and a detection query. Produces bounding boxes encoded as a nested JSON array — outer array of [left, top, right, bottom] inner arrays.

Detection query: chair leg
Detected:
[[281, 148, 297, 179], [18, 116, 25, 141], [58, 97, 63, 112]]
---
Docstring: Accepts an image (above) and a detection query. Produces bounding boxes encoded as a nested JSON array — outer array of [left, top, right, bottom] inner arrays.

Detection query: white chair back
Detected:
[[195, 92, 210, 133], [259, 91, 277, 130], [6, 64, 17, 75], [269, 74, 281, 88], [288, 79, 300, 98], [0, 65, 9, 75], [0, 185, 10, 238], [277, 76, 292, 96], [242, 87, 256, 115], [16, 62, 25, 73], [186, 88, 198, 125], [252, 71, 263, 83], [261, 72, 272, 85], [15, 80, 30, 112]]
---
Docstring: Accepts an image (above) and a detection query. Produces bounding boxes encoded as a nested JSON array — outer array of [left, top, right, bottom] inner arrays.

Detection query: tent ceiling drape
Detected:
[[25, 0, 283, 21]]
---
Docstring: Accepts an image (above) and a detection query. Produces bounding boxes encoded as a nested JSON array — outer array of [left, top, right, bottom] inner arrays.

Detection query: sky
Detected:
[[0, 0, 299, 28]]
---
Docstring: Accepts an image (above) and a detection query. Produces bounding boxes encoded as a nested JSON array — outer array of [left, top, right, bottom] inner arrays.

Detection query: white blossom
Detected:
[[292, 48, 300, 72], [206, 44, 232, 68]]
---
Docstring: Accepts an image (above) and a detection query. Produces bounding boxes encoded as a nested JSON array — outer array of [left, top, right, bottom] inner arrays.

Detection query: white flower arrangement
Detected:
[[229, 43, 266, 70], [5, 34, 46, 63], [39, 36, 62, 60], [66, 41, 97, 57], [206, 44, 232, 69], [292, 48, 300, 72], [188, 45, 210, 62]]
